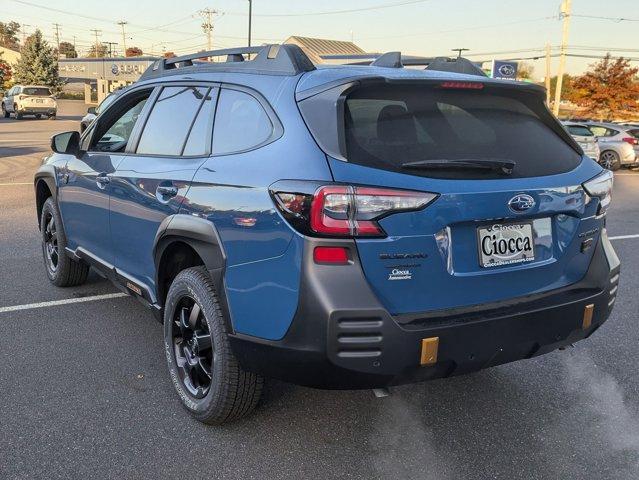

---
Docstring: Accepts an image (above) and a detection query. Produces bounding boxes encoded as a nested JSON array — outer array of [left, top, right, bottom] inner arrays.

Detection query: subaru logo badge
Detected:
[[508, 194, 535, 213], [498, 64, 515, 77]]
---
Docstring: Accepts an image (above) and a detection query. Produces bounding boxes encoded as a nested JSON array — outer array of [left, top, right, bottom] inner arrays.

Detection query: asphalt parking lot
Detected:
[[1, 100, 639, 480]]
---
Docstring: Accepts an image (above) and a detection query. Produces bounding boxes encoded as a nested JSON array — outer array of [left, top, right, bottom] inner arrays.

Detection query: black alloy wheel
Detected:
[[42, 210, 59, 276], [170, 296, 214, 399]]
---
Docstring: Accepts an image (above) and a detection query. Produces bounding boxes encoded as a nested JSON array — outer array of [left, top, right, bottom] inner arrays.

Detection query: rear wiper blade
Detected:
[[401, 159, 515, 175]]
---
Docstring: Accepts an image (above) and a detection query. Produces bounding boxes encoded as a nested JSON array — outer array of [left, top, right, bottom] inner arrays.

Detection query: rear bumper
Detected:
[[229, 230, 620, 389], [19, 106, 56, 115]]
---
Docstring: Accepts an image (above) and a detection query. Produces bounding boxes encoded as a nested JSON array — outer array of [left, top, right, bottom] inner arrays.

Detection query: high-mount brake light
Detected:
[[272, 184, 436, 238], [439, 81, 484, 90]]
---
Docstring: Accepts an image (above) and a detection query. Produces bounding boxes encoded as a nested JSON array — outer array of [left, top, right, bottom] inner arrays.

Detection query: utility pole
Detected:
[[247, 0, 252, 47], [53, 23, 61, 57], [90, 29, 102, 57], [545, 43, 552, 105], [198, 7, 218, 51], [21, 24, 30, 45], [105, 42, 118, 58], [117, 21, 128, 55], [553, 0, 572, 116]]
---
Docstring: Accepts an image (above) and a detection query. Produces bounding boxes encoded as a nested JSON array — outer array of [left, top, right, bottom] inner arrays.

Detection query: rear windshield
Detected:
[[567, 125, 594, 137], [344, 84, 580, 179], [22, 87, 51, 96]]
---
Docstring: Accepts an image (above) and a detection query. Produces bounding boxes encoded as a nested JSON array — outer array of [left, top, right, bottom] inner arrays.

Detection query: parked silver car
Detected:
[[80, 89, 123, 132], [586, 122, 638, 170], [562, 122, 600, 162]]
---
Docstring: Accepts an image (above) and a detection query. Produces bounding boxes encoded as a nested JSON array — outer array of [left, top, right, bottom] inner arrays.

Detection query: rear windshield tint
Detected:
[[344, 84, 580, 179], [22, 87, 50, 96], [567, 125, 594, 137]]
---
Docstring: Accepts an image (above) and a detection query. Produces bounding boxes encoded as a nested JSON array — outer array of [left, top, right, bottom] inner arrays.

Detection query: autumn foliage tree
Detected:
[[125, 46, 143, 57], [571, 54, 639, 120], [0, 51, 12, 88]]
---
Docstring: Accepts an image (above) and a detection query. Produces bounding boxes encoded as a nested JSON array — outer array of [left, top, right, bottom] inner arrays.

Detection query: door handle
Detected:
[[156, 185, 178, 198], [96, 173, 110, 188]]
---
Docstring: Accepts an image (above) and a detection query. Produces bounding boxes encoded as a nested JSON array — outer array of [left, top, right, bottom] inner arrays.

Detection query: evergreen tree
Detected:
[[13, 29, 63, 91]]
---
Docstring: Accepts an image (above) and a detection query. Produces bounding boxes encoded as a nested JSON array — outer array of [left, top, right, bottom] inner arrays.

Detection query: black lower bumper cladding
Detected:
[[229, 232, 620, 389]]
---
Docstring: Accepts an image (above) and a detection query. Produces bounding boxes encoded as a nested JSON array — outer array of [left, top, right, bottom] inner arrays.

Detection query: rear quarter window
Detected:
[[343, 84, 581, 179]]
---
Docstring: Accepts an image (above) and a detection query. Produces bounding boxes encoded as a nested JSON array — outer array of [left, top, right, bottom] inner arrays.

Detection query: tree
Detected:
[[57, 41, 77, 58], [571, 54, 639, 120], [517, 62, 534, 81], [548, 74, 581, 103], [0, 51, 12, 89], [0, 21, 20, 51], [87, 43, 108, 58], [125, 46, 143, 57], [13, 30, 63, 91]]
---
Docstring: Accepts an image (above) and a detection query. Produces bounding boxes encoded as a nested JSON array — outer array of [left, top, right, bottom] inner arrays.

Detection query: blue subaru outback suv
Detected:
[[35, 45, 620, 424]]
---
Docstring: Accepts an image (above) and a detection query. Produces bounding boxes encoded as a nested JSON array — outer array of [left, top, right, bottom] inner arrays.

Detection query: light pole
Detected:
[[248, 0, 252, 47]]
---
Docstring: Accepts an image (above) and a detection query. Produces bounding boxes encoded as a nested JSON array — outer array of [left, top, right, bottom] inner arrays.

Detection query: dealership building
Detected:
[[58, 56, 159, 104]]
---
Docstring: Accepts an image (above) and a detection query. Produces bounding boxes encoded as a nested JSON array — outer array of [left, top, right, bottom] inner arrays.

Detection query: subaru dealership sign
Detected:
[[491, 60, 518, 80]]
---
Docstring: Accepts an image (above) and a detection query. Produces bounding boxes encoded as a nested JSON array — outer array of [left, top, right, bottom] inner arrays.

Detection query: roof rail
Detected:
[[320, 52, 487, 77], [140, 44, 316, 80]]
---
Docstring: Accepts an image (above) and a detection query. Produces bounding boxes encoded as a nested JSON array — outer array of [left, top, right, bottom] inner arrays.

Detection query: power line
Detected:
[[225, 0, 432, 17], [572, 14, 639, 23]]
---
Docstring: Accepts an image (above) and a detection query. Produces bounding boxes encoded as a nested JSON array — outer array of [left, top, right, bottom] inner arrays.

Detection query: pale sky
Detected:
[[3, 0, 638, 80]]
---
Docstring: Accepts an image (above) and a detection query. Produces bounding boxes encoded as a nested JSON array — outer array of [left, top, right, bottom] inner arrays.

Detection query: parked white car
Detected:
[[1, 85, 57, 120], [562, 122, 600, 162]]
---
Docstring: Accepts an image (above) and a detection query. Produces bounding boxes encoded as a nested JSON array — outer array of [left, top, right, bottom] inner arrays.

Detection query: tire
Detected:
[[15, 110, 22, 120], [164, 266, 263, 424], [35, 114, 42, 119], [40, 197, 89, 287], [1, 104, 8, 118], [48, 114, 56, 120], [600, 150, 621, 171]]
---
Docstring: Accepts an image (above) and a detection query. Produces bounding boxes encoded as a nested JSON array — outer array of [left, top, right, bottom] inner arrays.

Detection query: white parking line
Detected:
[[609, 234, 639, 241], [0, 293, 128, 314], [0, 182, 32, 186]]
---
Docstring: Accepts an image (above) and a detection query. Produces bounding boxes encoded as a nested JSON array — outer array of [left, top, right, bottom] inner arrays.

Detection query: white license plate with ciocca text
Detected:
[[478, 222, 535, 268]]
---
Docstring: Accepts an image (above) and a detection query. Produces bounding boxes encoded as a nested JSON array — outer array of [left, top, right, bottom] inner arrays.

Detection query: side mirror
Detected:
[[51, 131, 81, 157], [87, 106, 96, 115]]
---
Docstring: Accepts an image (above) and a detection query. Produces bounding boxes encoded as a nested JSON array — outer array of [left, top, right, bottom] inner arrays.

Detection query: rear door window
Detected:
[[344, 84, 581, 179], [137, 86, 211, 156], [212, 89, 273, 155]]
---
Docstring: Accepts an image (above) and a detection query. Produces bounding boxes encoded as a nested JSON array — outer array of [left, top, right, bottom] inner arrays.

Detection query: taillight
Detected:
[[622, 137, 638, 145], [272, 184, 437, 238], [583, 170, 614, 215]]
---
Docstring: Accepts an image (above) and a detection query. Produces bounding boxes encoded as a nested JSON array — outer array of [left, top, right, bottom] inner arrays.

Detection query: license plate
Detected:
[[35, 99, 43, 103], [477, 222, 535, 268]]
